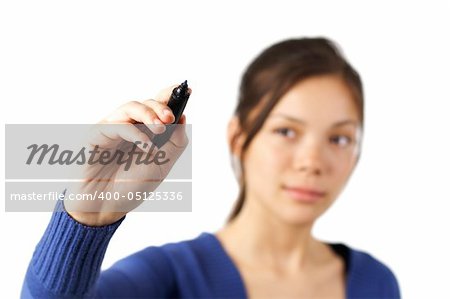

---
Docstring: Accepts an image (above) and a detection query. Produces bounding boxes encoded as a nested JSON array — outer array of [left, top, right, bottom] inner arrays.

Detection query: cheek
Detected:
[[244, 139, 287, 190], [329, 154, 356, 185]]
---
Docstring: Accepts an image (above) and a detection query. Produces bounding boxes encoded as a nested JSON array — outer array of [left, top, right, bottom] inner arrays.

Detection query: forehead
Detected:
[[269, 75, 359, 124]]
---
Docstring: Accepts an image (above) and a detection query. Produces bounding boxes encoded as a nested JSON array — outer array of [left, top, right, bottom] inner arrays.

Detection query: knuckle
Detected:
[[149, 99, 165, 109], [143, 108, 156, 118]]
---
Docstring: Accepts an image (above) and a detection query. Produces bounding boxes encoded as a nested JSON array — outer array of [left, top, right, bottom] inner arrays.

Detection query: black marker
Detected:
[[167, 80, 190, 124], [151, 80, 190, 148]]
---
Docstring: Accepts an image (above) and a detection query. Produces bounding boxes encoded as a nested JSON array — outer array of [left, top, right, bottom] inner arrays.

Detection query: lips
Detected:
[[282, 185, 326, 203]]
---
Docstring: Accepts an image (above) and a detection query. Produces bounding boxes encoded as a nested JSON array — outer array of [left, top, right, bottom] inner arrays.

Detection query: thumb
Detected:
[[169, 114, 189, 148]]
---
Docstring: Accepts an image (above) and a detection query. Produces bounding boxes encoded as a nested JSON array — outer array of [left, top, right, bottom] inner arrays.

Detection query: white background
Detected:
[[1, 1, 449, 298]]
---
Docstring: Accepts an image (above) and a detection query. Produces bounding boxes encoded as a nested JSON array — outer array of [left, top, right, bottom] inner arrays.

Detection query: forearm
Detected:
[[21, 200, 124, 299]]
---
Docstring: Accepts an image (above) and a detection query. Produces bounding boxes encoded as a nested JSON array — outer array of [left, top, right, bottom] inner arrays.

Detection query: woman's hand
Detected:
[[64, 85, 190, 226]]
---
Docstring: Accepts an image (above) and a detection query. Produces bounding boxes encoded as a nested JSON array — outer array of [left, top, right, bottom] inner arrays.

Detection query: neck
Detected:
[[217, 196, 324, 274]]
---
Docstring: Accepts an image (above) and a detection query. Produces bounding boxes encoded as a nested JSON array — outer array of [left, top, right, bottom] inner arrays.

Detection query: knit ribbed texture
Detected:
[[23, 200, 124, 298]]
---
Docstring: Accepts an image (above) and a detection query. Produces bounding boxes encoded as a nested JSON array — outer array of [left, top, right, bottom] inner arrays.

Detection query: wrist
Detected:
[[67, 210, 126, 227]]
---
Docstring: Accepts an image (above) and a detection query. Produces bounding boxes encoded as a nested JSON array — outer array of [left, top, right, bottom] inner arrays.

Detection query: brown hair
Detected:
[[228, 37, 364, 222]]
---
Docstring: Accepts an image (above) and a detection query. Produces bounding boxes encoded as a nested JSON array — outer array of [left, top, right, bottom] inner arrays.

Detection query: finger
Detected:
[[142, 99, 175, 124], [108, 101, 166, 134], [94, 123, 152, 152], [169, 114, 189, 148], [152, 84, 192, 125], [153, 85, 179, 104], [178, 114, 186, 124]]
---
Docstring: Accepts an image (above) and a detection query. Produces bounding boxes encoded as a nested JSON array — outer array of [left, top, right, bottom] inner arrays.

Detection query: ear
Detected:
[[227, 116, 245, 158]]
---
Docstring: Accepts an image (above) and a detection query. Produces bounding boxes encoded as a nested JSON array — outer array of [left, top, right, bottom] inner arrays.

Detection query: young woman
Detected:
[[22, 37, 401, 298]]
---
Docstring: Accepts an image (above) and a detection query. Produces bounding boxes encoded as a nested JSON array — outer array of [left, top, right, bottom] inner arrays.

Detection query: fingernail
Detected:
[[153, 119, 163, 125]]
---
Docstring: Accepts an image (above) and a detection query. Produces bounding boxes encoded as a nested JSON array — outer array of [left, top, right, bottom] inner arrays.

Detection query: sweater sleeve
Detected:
[[21, 199, 176, 299]]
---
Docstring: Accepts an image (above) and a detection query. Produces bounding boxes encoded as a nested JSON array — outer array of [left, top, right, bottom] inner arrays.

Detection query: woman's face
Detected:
[[242, 75, 361, 225]]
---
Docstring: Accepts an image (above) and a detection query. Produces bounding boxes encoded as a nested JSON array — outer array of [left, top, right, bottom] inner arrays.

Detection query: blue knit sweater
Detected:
[[21, 201, 401, 298]]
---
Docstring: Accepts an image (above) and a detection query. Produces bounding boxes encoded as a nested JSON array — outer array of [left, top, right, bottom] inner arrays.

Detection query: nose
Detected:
[[293, 139, 325, 176]]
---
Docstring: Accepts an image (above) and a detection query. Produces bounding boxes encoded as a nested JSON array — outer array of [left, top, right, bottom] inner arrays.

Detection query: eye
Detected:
[[330, 135, 353, 147], [274, 128, 296, 139]]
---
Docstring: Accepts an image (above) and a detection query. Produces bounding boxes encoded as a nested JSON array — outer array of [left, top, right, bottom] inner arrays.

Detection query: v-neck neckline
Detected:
[[200, 232, 352, 298]]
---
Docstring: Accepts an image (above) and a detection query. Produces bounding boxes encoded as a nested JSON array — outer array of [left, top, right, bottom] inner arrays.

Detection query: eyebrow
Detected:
[[270, 113, 358, 128]]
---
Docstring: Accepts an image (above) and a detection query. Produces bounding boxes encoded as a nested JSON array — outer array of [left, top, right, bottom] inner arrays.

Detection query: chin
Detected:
[[278, 207, 320, 226], [279, 193, 335, 225]]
